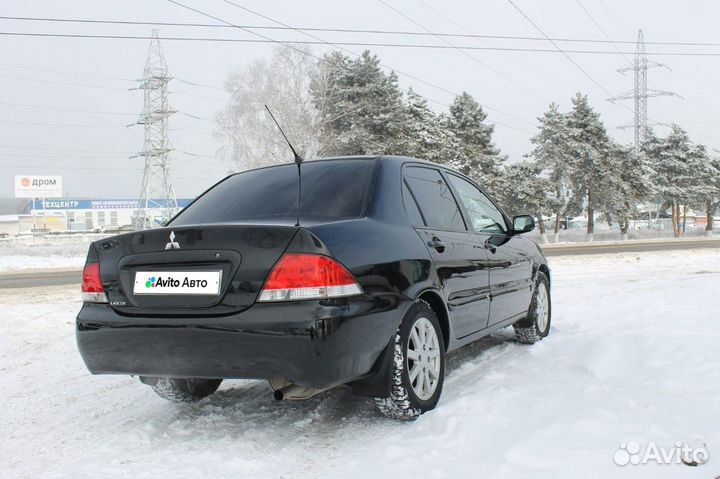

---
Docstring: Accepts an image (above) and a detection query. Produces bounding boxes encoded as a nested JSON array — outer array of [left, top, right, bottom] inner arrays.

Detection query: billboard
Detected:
[[31, 198, 194, 210], [15, 175, 63, 198]]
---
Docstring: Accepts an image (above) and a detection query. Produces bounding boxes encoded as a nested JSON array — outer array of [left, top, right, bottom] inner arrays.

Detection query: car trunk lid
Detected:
[[95, 224, 298, 316]]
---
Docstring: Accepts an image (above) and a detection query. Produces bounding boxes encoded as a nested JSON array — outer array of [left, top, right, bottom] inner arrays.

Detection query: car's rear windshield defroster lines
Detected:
[[170, 158, 375, 225]]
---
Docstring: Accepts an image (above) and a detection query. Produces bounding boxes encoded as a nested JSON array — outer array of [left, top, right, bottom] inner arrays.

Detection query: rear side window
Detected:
[[404, 166, 465, 231], [171, 159, 375, 225], [402, 181, 425, 227]]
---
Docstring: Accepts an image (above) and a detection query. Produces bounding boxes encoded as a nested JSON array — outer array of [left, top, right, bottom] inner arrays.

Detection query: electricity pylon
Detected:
[[134, 29, 177, 230], [608, 29, 676, 155]]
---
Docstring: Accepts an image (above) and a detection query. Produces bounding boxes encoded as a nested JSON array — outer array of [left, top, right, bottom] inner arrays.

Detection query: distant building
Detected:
[[0, 214, 20, 237], [16, 198, 194, 234]]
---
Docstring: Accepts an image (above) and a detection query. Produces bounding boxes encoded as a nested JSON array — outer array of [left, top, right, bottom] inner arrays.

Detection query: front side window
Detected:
[[404, 167, 465, 231], [446, 174, 507, 234]]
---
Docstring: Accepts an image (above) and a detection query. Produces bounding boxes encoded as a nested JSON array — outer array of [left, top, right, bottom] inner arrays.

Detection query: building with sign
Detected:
[[20, 198, 194, 234]]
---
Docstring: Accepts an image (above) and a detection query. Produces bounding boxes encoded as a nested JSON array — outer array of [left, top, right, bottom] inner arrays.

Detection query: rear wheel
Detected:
[[514, 272, 551, 344], [151, 378, 222, 403], [374, 300, 445, 420]]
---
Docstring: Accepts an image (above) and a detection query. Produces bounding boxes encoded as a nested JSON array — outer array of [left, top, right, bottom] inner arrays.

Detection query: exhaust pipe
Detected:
[[270, 378, 328, 401]]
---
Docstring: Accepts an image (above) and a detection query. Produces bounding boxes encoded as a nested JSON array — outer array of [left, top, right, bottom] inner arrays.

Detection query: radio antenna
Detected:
[[264, 105, 304, 227]]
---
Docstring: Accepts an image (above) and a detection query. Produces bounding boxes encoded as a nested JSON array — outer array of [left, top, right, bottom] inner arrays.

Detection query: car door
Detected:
[[403, 165, 491, 339], [444, 173, 533, 328]]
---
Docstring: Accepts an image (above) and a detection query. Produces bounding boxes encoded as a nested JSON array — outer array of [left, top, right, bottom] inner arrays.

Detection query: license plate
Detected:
[[133, 271, 222, 295]]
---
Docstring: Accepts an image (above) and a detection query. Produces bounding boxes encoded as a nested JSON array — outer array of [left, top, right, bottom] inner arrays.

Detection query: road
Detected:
[[540, 236, 720, 256], [1, 236, 718, 289], [0, 269, 81, 289]]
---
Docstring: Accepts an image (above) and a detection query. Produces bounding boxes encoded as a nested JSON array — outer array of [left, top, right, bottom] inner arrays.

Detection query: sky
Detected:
[[1, 0, 720, 199]]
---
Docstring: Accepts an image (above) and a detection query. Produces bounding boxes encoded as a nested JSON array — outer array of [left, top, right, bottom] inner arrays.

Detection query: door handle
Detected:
[[427, 236, 446, 253]]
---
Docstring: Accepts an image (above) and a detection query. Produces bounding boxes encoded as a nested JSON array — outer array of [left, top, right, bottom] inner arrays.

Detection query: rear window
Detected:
[[170, 159, 375, 225]]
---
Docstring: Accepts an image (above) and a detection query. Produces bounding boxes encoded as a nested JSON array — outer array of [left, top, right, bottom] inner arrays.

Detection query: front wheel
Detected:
[[514, 271, 551, 344], [374, 300, 446, 420], [150, 377, 222, 403]]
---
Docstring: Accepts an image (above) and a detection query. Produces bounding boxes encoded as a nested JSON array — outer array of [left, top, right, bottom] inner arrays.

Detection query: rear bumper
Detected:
[[76, 295, 408, 389]]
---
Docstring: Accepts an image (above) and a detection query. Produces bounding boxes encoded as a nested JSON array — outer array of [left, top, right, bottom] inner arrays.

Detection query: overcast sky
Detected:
[[1, 0, 720, 199]]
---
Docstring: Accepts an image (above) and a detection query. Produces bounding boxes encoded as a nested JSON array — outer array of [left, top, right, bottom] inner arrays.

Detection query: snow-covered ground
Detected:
[[0, 243, 88, 272], [0, 254, 85, 272], [2, 250, 718, 478]]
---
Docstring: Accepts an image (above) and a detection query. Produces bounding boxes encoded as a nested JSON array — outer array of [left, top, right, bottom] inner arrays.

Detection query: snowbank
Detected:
[[1, 250, 718, 478], [0, 242, 88, 272]]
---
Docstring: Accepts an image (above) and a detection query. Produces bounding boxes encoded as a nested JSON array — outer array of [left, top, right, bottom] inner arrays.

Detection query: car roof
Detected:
[[224, 154, 452, 178]]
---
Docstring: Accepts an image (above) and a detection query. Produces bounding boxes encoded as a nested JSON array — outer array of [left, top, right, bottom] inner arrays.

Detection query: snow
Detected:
[[0, 254, 85, 272], [2, 250, 718, 478], [0, 243, 87, 272]]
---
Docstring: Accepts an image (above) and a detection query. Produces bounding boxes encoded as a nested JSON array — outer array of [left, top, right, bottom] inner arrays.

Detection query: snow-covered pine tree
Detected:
[[528, 102, 573, 242], [686, 144, 719, 236], [404, 88, 455, 163], [601, 142, 651, 240], [565, 93, 612, 242], [702, 156, 720, 236], [500, 161, 562, 243], [445, 92, 506, 196], [651, 124, 697, 237], [311, 51, 410, 157]]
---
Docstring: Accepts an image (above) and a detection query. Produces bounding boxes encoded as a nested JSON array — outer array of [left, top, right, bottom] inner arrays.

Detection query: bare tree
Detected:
[[216, 46, 327, 171]]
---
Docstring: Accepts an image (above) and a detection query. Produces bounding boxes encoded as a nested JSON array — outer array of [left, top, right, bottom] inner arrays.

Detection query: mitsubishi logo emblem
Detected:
[[165, 231, 180, 250]]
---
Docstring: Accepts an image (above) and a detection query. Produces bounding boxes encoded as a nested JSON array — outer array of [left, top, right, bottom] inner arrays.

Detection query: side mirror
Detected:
[[512, 215, 535, 234]]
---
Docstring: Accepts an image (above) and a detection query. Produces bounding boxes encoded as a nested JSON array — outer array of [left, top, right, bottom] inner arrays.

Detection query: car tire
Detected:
[[514, 272, 551, 344], [151, 378, 223, 403], [374, 300, 446, 420]]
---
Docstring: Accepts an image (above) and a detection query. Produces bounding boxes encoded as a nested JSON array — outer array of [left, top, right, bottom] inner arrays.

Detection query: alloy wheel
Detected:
[[535, 282, 549, 332], [406, 317, 441, 401]]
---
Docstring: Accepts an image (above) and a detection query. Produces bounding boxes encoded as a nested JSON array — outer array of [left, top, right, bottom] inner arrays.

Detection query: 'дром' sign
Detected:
[[14, 175, 63, 198]]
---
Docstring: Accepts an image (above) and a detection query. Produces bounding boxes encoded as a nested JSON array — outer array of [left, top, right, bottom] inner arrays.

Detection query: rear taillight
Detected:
[[81, 262, 108, 303], [258, 254, 363, 302]]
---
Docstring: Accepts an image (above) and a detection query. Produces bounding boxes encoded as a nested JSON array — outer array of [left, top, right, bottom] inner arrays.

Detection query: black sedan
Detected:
[[77, 156, 551, 420]]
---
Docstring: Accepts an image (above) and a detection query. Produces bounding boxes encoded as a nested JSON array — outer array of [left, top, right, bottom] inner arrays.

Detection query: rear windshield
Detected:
[[170, 158, 375, 225]]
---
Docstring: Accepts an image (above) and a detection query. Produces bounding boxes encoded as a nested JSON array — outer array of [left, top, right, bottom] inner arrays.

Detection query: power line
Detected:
[[0, 62, 135, 82], [3, 14, 720, 47], [178, 111, 213, 121], [0, 62, 224, 95], [0, 100, 136, 116], [0, 104, 211, 123], [598, 0, 633, 39], [575, 0, 628, 60], [0, 71, 131, 90], [182, 0, 536, 128], [170, 90, 226, 101], [4, 30, 720, 57], [0, 152, 126, 159], [219, 0, 463, 108], [417, 0, 552, 85], [0, 163, 223, 175], [377, 0, 548, 101], [0, 119, 128, 127], [174, 78, 224, 90], [505, 0, 617, 99], [0, 144, 135, 155], [0, 144, 226, 167]]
